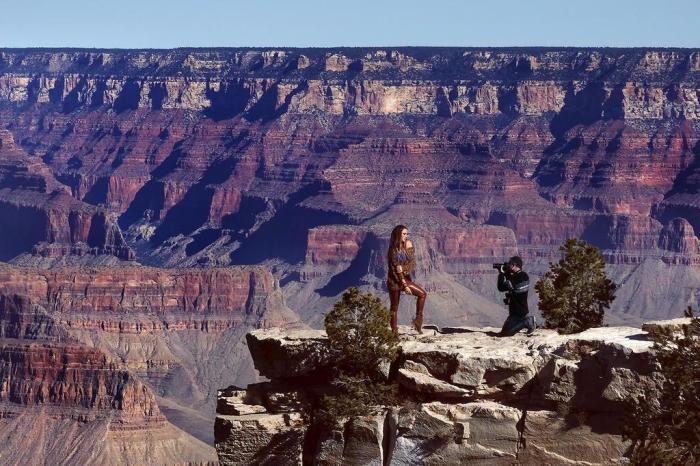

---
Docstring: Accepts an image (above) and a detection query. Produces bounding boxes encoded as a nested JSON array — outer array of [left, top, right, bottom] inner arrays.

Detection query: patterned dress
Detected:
[[387, 247, 416, 291]]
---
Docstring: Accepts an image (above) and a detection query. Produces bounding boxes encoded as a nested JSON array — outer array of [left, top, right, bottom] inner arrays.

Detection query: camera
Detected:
[[492, 262, 508, 273]]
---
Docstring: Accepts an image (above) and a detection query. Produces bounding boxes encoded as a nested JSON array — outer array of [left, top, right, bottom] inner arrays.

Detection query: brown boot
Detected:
[[389, 290, 400, 334], [391, 309, 399, 334], [412, 315, 423, 334], [413, 293, 425, 333]]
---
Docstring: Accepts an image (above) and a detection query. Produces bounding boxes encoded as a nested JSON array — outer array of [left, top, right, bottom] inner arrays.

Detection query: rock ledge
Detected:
[[216, 321, 676, 465]]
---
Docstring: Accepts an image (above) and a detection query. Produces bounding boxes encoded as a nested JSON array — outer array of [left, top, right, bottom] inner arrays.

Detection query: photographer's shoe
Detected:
[[526, 316, 536, 336]]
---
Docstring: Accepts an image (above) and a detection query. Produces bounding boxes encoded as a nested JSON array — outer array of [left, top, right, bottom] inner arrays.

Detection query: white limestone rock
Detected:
[[246, 328, 329, 379], [214, 412, 304, 466], [398, 360, 472, 398], [642, 317, 694, 337]]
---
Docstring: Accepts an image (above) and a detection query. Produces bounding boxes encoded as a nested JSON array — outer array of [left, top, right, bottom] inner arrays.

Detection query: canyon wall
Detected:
[[0, 264, 301, 463], [0, 48, 698, 327], [0, 292, 216, 465], [1, 48, 700, 462]]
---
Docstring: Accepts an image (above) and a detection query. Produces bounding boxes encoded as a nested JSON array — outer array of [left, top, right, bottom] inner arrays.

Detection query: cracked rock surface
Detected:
[[215, 321, 685, 465]]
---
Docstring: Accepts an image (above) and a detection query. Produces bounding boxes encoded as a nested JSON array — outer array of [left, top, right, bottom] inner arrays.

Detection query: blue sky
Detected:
[[2, 0, 698, 48]]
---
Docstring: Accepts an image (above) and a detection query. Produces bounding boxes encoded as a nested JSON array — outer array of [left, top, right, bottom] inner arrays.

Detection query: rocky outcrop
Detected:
[[215, 321, 681, 465]]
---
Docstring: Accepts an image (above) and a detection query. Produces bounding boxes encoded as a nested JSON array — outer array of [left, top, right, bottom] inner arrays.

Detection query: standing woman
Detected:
[[387, 225, 427, 334]]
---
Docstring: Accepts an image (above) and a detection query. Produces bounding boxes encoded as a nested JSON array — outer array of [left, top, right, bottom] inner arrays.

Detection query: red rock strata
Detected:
[[0, 339, 216, 464], [0, 48, 698, 323], [0, 340, 159, 415], [0, 263, 300, 458], [0, 264, 294, 324]]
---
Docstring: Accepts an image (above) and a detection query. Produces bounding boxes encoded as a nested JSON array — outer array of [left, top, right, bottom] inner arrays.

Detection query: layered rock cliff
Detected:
[[0, 47, 698, 327], [215, 321, 684, 465], [0, 263, 301, 462], [0, 292, 215, 465], [1, 48, 700, 461]]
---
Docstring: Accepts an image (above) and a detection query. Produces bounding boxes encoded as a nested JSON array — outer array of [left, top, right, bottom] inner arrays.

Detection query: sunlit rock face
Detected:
[[0, 291, 218, 465], [216, 321, 680, 465]]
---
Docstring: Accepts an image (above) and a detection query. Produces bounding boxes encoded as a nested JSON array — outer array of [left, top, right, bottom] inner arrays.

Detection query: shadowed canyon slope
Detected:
[[1, 48, 700, 461]]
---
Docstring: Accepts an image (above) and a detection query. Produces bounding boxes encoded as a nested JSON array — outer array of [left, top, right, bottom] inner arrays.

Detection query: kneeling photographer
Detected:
[[495, 256, 535, 336]]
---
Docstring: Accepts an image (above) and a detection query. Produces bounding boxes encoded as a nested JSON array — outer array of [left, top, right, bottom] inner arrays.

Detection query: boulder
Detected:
[[342, 413, 387, 466], [214, 412, 304, 466], [519, 410, 630, 465], [400, 330, 553, 398], [397, 360, 472, 398], [390, 402, 520, 465], [223, 322, 671, 465], [246, 328, 329, 379], [642, 317, 694, 338]]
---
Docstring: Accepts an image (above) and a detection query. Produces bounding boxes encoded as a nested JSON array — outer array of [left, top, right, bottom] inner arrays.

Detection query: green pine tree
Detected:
[[535, 238, 616, 334], [313, 287, 399, 426], [324, 286, 399, 374]]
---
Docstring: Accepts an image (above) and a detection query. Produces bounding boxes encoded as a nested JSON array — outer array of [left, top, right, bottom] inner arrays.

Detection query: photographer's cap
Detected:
[[508, 256, 523, 268]]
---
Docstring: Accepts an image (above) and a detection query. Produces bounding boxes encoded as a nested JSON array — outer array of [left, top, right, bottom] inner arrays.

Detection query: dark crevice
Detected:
[[113, 79, 141, 113], [221, 196, 267, 233], [203, 80, 250, 121], [245, 81, 308, 123], [62, 77, 87, 113], [149, 83, 167, 110], [83, 177, 109, 205], [0, 202, 48, 260], [150, 186, 215, 245], [185, 228, 222, 256], [515, 409, 528, 459], [118, 180, 165, 228], [382, 409, 397, 466], [301, 423, 324, 466], [150, 140, 186, 179], [549, 81, 607, 139]]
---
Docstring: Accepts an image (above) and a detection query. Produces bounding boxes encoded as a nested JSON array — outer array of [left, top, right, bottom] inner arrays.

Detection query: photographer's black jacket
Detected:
[[497, 271, 530, 316]]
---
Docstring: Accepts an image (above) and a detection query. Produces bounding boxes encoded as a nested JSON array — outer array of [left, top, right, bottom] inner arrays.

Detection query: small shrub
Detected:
[[535, 238, 616, 334], [623, 307, 700, 465], [311, 287, 400, 427], [324, 286, 399, 373], [315, 374, 399, 427]]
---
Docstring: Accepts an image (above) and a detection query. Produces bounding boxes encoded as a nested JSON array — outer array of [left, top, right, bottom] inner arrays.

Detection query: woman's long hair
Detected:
[[389, 225, 407, 252]]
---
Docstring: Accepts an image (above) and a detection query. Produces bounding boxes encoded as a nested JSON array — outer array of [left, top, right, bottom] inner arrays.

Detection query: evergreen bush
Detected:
[[535, 238, 616, 334], [313, 287, 400, 427]]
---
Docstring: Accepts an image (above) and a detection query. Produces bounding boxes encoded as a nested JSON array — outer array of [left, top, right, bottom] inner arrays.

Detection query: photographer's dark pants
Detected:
[[500, 314, 535, 336]]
